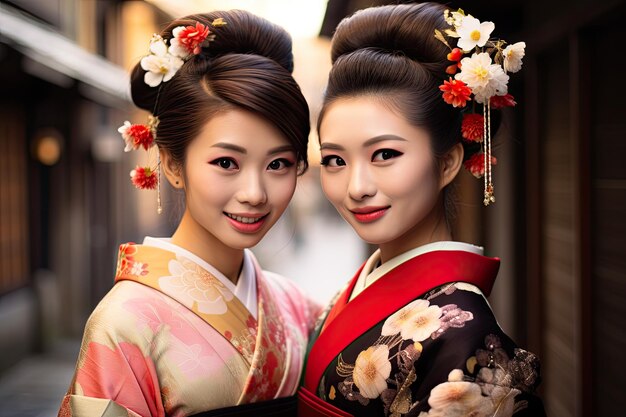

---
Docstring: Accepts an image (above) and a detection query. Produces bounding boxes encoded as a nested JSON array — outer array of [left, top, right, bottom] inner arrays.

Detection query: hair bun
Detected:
[[187, 10, 295, 73], [130, 9, 295, 112], [331, 3, 449, 70]]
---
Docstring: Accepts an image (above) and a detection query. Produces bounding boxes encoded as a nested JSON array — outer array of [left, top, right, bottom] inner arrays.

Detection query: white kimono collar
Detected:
[[350, 241, 484, 301]]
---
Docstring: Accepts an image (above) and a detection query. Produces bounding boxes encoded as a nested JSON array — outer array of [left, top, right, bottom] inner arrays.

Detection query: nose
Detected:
[[236, 170, 267, 206], [348, 163, 376, 201]]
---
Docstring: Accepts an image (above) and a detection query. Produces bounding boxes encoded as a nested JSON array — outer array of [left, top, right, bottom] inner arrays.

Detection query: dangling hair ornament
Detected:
[[435, 9, 525, 206], [118, 18, 227, 213]]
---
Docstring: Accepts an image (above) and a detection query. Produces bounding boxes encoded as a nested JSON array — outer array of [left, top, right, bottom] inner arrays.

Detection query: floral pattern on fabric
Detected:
[[418, 334, 540, 417], [116, 243, 150, 278], [334, 297, 473, 411], [122, 296, 225, 381], [76, 341, 164, 417], [320, 282, 544, 417], [59, 244, 319, 417], [238, 270, 294, 403], [114, 245, 259, 365], [159, 257, 234, 315], [224, 314, 258, 365]]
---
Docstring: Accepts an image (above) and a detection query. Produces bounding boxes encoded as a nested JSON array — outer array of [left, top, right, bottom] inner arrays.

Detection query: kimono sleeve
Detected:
[[58, 287, 165, 417], [407, 283, 546, 417]]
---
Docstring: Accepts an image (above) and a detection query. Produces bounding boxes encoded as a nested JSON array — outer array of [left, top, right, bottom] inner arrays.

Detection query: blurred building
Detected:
[[0, 0, 173, 370]]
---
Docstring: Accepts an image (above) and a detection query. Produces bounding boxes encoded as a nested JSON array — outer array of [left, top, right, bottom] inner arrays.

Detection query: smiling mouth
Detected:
[[224, 213, 267, 224], [349, 206, 390, 223]]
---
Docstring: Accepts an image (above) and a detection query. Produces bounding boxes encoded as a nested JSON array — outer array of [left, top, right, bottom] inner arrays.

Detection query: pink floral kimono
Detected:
[[59, 241, 320, 417]]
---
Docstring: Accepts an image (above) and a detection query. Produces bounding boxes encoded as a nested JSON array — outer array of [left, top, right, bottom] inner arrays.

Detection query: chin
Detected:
[[357, 223, 408, 246], [226, 236, 264, 250], [352, 228, 392, 246]]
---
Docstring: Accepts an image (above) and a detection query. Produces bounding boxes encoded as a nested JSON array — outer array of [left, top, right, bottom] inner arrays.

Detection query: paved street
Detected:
[[0, 339, 79, 417]]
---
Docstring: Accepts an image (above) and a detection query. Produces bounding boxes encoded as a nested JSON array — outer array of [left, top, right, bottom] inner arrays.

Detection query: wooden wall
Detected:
[[524, 1, 626, 415]]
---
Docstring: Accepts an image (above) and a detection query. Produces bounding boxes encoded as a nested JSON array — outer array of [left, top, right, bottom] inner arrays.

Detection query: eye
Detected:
[[372, 149, 402, 162], [320, 155, 346, 167], [267, 158, 294, 171], [210, 157, 239, 170]]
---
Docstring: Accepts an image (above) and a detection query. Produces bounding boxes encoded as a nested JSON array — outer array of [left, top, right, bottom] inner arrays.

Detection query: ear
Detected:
[[439, 142, 464, 190], [160, 150, 184, 189]]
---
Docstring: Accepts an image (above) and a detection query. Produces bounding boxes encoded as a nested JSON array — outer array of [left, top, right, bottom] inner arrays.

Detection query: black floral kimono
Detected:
[[298, 244, 546, 417]]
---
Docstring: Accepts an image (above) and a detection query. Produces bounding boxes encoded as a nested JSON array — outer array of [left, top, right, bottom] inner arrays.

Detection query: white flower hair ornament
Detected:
[[436, 9, 526, 206], [141, 19, 225, 87], [140, 35, 184, 88], [118, 18, 227, 213]]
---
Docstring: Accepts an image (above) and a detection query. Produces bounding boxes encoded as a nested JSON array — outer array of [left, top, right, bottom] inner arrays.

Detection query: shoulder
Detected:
[[418, 281, 543, 393], [416, 283, 519, 371], [426, 282, 502, 339], [405, 283, 544, 415], [82, 281, 169, 345]]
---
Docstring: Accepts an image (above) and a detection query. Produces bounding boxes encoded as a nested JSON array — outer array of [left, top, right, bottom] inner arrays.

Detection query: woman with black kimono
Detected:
[[298, 3, 546, 416]]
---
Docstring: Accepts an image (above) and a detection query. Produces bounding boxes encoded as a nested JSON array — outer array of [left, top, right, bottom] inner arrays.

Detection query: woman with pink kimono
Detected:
[[58, 9, 319, 417]]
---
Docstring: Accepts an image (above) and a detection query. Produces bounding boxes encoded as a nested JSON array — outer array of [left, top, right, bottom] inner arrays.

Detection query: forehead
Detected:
[[319, 96, 429, 146], [194, 108, 290, 149]]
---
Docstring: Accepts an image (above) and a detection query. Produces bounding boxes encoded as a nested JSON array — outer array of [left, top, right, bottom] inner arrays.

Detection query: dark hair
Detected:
[[318, 2, 464, 217], [320, 2, 460, 158], [130, 10, 310, 173]]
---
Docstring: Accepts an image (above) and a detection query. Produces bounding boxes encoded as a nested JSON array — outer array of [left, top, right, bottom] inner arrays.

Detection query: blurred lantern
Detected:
[[32, 129, 63, 166]]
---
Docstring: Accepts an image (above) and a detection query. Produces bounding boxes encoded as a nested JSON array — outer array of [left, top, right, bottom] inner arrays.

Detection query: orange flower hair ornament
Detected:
[[118, 18, 226, 213], [435, 9, 525, 205]]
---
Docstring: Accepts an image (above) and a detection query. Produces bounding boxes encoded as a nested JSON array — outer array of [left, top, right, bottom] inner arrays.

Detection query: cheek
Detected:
[[269, 174, 297, 206], [187, 170, 232, 206], [384, 157, 438, 198], [320, 171, 345, 205]]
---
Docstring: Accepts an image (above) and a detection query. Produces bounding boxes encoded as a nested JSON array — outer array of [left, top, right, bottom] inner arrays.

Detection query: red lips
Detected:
[[224, 212, 268, 233], [349, 206, 389, 223]]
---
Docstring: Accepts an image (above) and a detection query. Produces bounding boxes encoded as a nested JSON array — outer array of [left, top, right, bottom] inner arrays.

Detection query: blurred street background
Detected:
[[0, 0, 625, 416]]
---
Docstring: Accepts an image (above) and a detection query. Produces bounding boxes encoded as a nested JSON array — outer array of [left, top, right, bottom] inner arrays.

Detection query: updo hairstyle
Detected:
[[130, 9, 310, 173], [320, 2, 462, 170]]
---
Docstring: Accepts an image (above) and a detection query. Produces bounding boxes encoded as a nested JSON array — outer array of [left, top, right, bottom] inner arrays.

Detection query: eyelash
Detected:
[[372, 149, 403, 161], [267, 158, 295, 170], [210, 157, 239, 170], [320, 155, 345, 167], [210, 157, 294, 171], [320, 149, 402, 167]]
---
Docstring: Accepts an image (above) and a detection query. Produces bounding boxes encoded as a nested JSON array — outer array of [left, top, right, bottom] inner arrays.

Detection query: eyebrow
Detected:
[[267, 145, 296, 155], [211, 142, 295, 155], [320, 134, 408, 151], [212, 142, 247, 154]]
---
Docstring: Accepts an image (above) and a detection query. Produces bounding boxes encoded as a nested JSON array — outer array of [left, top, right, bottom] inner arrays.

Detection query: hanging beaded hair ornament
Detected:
[[435, 9, 525, 206], [118, 18, 227, 214]]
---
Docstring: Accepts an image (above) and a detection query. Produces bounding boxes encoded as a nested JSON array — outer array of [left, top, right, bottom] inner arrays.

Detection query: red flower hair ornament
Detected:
[[464, 153, 498, 179], [461, 113, 484, 142], [440, 78, 472, 108], [435, 8, 525, 205], [117, 18, 227, 212], [130, 166, 158, 190]]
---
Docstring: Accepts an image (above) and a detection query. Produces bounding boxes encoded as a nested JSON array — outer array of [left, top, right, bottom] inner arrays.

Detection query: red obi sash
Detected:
[[298, 250, 499, 416]]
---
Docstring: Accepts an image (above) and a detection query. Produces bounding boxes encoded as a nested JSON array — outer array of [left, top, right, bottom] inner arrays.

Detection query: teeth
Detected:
[[226, 213, 263, 224]]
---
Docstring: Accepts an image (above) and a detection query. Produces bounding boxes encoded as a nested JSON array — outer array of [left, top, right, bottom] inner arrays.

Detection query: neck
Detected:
[[378, 200, 451, 264], [171, 209, 244, 284]]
